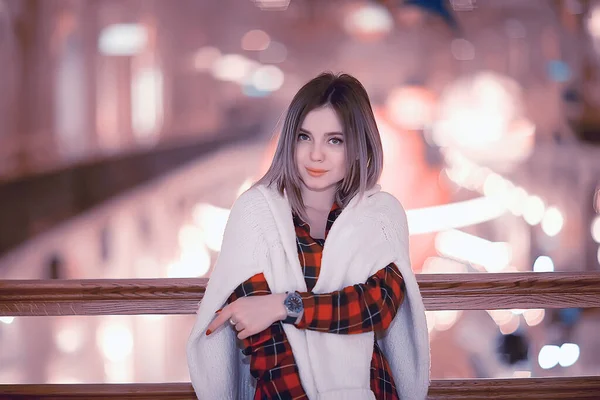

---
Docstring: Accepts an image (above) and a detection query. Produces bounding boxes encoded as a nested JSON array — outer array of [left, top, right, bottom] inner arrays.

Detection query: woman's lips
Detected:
[[306, 167, 328, 177]]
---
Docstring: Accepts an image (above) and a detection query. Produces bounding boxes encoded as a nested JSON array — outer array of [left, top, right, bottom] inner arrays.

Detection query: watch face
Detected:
[[285, 293, 303, 313]]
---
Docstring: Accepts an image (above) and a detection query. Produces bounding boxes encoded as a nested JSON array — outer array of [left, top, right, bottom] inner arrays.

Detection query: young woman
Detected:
[[187, 73, 430, 400]]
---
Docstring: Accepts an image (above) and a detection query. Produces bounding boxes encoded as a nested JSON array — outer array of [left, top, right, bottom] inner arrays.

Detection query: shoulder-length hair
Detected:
[[255, 72, 384, 220]]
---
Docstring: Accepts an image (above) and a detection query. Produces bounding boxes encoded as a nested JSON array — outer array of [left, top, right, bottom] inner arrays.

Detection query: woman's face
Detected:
[[295, 106, 347, 193]]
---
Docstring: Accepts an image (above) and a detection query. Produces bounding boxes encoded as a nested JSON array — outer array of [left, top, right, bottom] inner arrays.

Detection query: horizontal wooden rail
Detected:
[[1, 272, 600, 316], [1, 377, 599, 399]]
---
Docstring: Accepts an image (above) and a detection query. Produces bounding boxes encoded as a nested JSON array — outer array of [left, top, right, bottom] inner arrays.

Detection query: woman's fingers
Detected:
[[234, 321, 245, 331], [238, 328, 252, 340], [206, 307, 232, 335], [206, 296, 275, 339]]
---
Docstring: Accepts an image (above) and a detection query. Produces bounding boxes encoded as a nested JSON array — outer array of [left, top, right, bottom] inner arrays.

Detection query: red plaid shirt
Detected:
[[227, 202, 405, 399]]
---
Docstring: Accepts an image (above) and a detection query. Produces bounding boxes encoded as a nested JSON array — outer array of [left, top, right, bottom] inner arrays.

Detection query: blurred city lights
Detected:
[[55, 323, 85, 354], [385, 86, 436, 130], [433, 72, 534, 167], [523, 309, 545, 327], [547, 60, 572, 83], [433, 310, 462, 331], [194, 46, 222, 71], [168, 246, 211, 278], [98, 24, 147, 56], [538, 345, 560, 369], [451, 38, 475, 61], [434, 72, 523, 147], [442, 148, 564, 234], [211, 54, 257, 83], [252, 0, 291, 11], [587, 4, 600, 38], [541, 207, 564, 237], [426, 310, 462, 333], [483, 172, 511, 199], [406, 196, 507, 235], [533, 256, 554, 273], [513, 370, 532, 378], [97, 321, 133, 362], [192, 203, 231, 252], [421, 256, 467, 274], [559, 343, 580, 367], [252, 65, 285, 91], [488, 310, 513, 326], [344, 3, 394, 40], [104, 360, 133, 383], [499, 315, 520, 335], [241, 29, 271, 51], [169, 223, 212, 277], [435, 229, 512, 272], [259, 41, 287, 64], [131, 67, 163, 142], [507, 187, 529, 216], [450, 0, 477, 12], [523, 195, 545, 226], [178, 224, 203, 250], [591, 215, 600, 243], [538, 343, 580, 369]]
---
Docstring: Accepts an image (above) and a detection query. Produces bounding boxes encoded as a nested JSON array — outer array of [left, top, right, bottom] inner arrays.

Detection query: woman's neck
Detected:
[[301, 185, 336, 212]]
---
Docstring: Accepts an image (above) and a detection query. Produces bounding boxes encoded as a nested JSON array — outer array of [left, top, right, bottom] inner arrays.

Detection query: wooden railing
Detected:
[[1, 272, 600, 399]]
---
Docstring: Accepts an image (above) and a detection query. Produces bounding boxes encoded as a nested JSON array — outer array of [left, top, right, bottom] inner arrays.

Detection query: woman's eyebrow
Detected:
[[299, 128, 343, 136]]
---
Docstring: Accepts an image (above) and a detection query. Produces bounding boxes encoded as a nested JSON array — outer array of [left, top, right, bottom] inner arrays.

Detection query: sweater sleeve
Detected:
[[295, 263, 405, 334]]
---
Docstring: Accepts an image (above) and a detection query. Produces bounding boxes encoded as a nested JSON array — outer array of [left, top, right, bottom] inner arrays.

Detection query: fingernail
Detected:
[[206, 329, 212, 336], [215, 308, 222, 314]]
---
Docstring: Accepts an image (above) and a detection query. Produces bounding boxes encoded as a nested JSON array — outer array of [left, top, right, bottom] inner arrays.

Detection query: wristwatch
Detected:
[[283, 291, 304, 325]]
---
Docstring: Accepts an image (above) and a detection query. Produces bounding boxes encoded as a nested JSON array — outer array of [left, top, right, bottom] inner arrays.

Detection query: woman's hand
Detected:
[[206, 293, 287, 339]]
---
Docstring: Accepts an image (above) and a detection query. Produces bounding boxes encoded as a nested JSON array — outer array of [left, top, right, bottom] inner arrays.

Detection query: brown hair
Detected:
[[255, 72, 384, 220]]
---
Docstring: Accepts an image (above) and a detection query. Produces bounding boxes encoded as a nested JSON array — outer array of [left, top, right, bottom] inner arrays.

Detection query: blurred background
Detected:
[[1, 0, 600, 386]]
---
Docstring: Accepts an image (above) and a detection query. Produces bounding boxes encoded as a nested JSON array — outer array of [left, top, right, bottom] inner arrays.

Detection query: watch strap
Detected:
[[283, 315, 298, 324]]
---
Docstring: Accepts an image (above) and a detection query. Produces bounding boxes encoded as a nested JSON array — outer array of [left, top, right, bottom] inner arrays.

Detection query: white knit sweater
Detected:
[[186, 184, 430, 399]]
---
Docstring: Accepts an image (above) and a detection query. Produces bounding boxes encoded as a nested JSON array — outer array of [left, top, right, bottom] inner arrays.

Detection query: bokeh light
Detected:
[[533, 256, 554, 273], [241, 29, 271, 51], [541, 207, 564, 237]]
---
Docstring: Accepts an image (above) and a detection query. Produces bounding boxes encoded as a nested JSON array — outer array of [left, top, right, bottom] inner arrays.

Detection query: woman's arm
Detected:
[[293, 263, 405, 334], [226, 273, 309, 398], [226, 273, 281, 350]]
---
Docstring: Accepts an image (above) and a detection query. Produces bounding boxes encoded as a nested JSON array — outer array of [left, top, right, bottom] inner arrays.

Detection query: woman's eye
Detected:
[[298, 133, 310, 141], [330, 137, 344, 145]]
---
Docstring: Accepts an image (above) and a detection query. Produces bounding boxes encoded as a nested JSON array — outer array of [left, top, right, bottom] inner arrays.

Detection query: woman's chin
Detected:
[[301, 179, 339, 193]]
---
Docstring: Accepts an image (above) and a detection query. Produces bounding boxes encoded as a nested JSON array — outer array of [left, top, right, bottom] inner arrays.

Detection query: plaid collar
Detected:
[[293, 202, 342, 240]]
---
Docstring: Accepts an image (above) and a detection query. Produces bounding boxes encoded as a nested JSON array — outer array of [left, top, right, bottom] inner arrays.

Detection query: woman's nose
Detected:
[[310, 145, 324, 162]]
